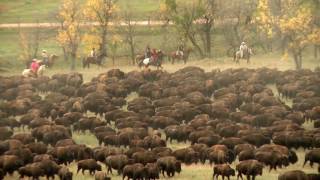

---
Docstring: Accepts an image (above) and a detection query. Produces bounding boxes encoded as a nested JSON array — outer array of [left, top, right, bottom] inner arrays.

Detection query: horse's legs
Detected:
[[236, 57, 239, 64]]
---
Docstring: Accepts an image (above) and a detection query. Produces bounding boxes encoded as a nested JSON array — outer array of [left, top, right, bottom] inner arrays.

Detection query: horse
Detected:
[[82, 54, 105, 68], [168, 48, 192, 64], [47, 54, 59, 68], [135, 54, 145, 65], [137, 50, 164, 70], [22, 65, 46, 78], [234, 48, 253, 64]]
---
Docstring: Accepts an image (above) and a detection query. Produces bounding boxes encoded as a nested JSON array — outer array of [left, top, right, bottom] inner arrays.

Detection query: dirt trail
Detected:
[[0, 21, 172, 28]]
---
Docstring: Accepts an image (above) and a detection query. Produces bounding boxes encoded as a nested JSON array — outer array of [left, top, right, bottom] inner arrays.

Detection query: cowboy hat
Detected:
[[32, 58, 37, 62], [241, 42, 246, 45], [42, 50, 47, 53]]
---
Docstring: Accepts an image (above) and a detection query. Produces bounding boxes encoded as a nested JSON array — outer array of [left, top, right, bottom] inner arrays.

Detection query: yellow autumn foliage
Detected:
[[278, 7, 313, 49], [82, 33, 101, 53], [83, 0, 119, 23], [255, 0, 274, 38], [56, 0, 82, 58]]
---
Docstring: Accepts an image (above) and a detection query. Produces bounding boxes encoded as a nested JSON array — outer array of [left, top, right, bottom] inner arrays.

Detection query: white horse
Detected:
[[22, 65, 46, 78]]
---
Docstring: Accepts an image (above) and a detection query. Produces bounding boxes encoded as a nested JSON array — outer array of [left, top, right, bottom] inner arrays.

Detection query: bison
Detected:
[[77, 159, 102, 175], [213, 164, 235, 180]]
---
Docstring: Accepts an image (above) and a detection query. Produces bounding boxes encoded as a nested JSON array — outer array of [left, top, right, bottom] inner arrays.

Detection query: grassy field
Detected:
[[0, 26, 183, 68], [0, 0, 160, 23], [2, 60, 320, 180]]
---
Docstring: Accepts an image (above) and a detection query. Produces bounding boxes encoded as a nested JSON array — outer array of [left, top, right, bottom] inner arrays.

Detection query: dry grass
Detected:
[[3, 52, 319, 82]]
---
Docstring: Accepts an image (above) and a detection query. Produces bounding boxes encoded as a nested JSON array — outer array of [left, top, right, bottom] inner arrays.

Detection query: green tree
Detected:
[[161, 0, 216, 58]]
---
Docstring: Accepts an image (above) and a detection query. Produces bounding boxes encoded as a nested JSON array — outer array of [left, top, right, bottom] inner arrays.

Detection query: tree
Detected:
[[18, 22, 42, 68], [57, 0, 82, 70], [255, 0, 320, 69], [109, 35, 122, 66], [217, 0, 257, 54], [198, 0, 216, 57], [83, 0, 118, 59], [301, 0, 320, 59], [161, 0, 213, 58], [120, 9, 137, 65], [255, 0, 274, 51]]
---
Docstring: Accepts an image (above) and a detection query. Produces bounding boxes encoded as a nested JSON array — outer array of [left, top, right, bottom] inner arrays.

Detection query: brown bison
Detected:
[[278, 170, 308, 180], [122, 163, 147, 180], [156, 156, 181, 177], [236, 160, 263, 180], [58, 166, 73, 180], [105, 154, 128, 174], [77, 159, 102, 175], [304, 148, 320, 167], [213, 164, 235, 180]]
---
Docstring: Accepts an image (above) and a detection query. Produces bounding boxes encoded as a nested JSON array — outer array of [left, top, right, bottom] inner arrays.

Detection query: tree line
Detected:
[[18, 0, 320, 70]]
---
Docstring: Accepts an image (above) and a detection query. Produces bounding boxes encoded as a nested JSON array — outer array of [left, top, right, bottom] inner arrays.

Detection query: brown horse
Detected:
[[47, 54, 59, 68], [168, 48, 192, 64], [82, 54, 105, 68], [135, 54, 145, 65]]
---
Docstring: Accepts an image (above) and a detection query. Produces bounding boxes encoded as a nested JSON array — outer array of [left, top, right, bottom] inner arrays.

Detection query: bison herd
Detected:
[[0, 66, 320, 180]]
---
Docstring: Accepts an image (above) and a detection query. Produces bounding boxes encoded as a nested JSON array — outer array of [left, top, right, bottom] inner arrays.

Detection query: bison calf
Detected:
[[58, 166, 73, 180], [95, 171, 111, 180]]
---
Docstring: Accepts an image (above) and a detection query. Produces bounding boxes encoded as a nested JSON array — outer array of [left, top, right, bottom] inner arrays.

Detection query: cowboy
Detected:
[[151, 48, 158, 62], [42, 50, 49, 67], [90, 47, 96, 58], [30, 59, 40, 77], [239, 42, 248, 58], [176, 45, 184, 57], [145, 45, 151, 59]]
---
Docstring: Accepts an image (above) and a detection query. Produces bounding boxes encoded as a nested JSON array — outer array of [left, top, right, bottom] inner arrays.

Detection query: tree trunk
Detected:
[[62, 47, 68, 61], [204, 22, 212, 57], [130, 41, 135, 65], [100, 28, 107, 57], [187, 32, 204, 58], [314, 45, 319, 59], [112, 56, 115, 66], [70, 53, 76, 70], [293, 52, 302, 70], [298, 51, 302, 69]]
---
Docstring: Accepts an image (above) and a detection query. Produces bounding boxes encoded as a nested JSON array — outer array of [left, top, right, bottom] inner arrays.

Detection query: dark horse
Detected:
[[82, 54, 105, 68], [136, 50, 164, 70], [234, 48, 253, 64], [47, 54, 59, 68], [168, 48, 192, 64]]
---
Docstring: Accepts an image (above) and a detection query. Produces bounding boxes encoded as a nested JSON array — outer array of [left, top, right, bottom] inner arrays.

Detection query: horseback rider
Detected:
[[30, 59, 40, 77], [176, 44, 184, 57], [90, 47, 97, 59], [239, 42, 248, 58], [151, 48, 158, 62], [145, 45, 151, 59], [41, 50, 49, 67]]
